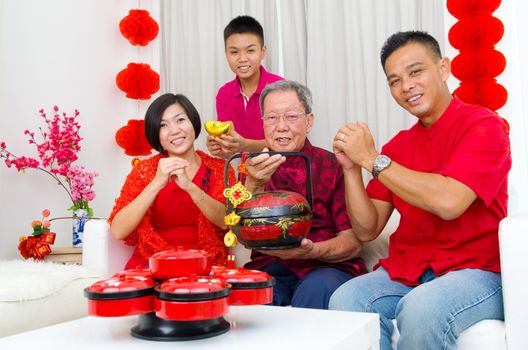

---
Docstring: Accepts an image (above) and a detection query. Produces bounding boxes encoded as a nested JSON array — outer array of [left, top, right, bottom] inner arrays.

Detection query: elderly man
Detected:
[[242, 80, 366, 309]]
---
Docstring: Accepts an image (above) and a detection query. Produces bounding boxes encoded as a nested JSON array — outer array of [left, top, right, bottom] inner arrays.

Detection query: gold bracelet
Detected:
[[193, 190, 206, 204]]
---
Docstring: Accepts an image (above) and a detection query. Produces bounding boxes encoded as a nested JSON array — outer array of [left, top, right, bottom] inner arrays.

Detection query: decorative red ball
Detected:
[[451, 49, 506, 81], [119, 9, 159, 46], [447, 0, 501, 19], [454, 80, 508, 112], [116, 63, 160, 100], [115, 119, 152, 156], [448, 15, 504, 50]]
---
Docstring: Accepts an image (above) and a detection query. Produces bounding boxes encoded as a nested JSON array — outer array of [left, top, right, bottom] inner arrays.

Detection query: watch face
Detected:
[[375, 155, 391, 168]]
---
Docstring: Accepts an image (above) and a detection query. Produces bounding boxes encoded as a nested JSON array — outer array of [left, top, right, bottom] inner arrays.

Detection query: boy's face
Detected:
[[225, 33, 266, 82]]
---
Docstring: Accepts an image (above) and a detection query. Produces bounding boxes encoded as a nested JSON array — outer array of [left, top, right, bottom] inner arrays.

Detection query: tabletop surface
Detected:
[[1, 305, 380, 350]]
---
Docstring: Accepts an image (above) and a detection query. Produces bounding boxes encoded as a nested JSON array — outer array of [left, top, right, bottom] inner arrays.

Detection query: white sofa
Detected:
[[82, 213, 528, 350]]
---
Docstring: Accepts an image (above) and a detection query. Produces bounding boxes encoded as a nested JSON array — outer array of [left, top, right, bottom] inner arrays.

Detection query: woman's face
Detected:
[[158, 103, 196, 156]]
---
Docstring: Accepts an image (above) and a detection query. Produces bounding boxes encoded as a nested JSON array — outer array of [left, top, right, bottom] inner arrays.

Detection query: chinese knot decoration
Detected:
[[222, 153, 252, 248], [447, 0, 507, 112], [115, 6, 158, 158]]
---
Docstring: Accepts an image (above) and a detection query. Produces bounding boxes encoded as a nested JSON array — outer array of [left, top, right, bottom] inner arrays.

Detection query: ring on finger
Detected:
[[340, 133, 345, 141]]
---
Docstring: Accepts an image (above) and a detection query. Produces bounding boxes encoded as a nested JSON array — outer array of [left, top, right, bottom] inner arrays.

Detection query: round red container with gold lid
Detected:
[[213, 267, 274, 305], [84, 275, 155, 317], [149, 248, 211, 280], [154, 276, 230, 321]]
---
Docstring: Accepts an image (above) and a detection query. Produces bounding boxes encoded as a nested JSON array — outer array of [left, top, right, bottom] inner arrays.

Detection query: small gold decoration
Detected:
[[224, 229, 238, 247], [224, 211, 241, 226]]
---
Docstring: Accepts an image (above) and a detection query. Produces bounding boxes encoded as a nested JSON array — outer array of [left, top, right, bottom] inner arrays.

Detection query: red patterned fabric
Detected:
[[109, 150, 236, 267]]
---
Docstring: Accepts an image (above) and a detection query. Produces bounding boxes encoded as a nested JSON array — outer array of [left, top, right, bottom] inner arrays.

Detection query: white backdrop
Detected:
[[0, 0, 527, 260]]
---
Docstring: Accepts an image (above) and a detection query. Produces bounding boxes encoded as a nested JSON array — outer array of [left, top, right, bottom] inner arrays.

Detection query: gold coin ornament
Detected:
[[205, 120, 233, 137], [224, 229, 238, 248]]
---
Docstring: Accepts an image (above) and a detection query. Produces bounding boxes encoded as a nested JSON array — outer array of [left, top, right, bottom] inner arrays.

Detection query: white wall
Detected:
[[0, 0, 160, 259]]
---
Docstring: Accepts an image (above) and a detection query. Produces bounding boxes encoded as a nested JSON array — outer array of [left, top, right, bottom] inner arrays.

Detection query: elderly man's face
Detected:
[[262, 90, 314, 152]]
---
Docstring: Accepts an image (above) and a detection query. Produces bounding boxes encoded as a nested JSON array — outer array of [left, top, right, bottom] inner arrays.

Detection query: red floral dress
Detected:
[[109, 150, 235, 268]]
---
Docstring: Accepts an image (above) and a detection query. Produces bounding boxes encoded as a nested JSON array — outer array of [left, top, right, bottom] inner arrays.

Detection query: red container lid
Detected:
[[149, 247, 212, 280], [213, 267, 274, 289], [155, 276, 230, 301], [84, 275, 155, 300], [112, 268, 152, 279]]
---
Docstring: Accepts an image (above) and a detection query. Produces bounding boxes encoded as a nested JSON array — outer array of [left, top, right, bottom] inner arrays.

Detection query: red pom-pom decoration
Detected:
[[451, 49, 506, 81], [454, 80, 508, 111], [119, 9, 159, 46], [116, 63, 160, 100], [447, 0, 501, 19], [448, 16, 504, 50], [115, 119, 152, 156]]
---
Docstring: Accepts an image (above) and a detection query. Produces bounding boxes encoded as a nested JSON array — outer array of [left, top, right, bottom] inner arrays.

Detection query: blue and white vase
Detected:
[[72, 208, 89, 247]]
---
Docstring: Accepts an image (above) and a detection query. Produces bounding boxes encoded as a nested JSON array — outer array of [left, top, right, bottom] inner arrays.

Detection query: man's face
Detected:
[[225, 33, 266, 81], [384, 42, 451, 127], [262, 90, 314, 152]]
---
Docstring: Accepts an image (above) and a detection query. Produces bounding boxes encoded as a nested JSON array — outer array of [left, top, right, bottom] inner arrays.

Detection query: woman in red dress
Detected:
[[109, 94, 235, 269]]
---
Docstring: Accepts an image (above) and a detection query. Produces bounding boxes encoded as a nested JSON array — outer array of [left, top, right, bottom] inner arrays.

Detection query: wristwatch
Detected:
[[372, 155, 392, 179]]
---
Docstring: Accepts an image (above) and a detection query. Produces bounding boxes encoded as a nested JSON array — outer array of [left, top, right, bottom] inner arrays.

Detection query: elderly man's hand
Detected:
[[244, 149, 286, 192], [257, 238, 317, 260]]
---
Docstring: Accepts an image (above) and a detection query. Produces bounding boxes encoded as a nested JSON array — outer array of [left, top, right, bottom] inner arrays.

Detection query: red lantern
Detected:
[[454, 80, 508, 111], [448, 16, 504, 50], [116, 63, 160, 100], [119, 9, 159, 46], [115, 119, 152, 156], [451, 49, 506, 81], [447, 0, 501, 19]]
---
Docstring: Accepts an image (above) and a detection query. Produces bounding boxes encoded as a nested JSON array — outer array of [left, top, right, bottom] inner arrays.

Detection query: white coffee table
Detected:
[[0, 305, 379, 349]]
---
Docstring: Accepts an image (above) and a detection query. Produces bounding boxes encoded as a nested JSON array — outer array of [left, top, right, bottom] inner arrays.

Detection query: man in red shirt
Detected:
[[329, 31, 511, 350]]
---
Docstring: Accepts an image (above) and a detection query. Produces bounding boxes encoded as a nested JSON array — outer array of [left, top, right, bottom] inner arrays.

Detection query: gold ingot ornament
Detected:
[[224, 211, 241, 226], [205, 120, 233, 137]]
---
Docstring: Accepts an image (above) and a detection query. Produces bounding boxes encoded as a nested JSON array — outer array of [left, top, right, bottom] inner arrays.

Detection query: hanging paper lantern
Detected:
[[454, 80, 508, 112], [451, 49, 506, 81], [115, 119, 152, 156], [116, 63, 160, 100], [119, 9, 159, 46], [447, 0, 501, 19], [448, 16, 504, 50]]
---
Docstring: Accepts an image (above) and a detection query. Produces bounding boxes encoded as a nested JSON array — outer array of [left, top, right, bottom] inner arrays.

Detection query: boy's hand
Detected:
[[206, 131, 246, 159]]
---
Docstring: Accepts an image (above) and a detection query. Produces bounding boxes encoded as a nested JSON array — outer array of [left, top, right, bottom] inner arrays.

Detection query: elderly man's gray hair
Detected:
[[260, 80, 313, 114]]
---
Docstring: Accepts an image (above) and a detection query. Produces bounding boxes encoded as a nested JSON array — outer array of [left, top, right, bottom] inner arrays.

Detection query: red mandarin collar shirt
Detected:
[[367, 96, 512, 286]]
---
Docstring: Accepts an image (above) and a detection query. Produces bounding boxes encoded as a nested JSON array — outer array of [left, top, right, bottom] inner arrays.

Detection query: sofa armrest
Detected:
[[82, 218, 133, 276], [499, 212, 528, 350]]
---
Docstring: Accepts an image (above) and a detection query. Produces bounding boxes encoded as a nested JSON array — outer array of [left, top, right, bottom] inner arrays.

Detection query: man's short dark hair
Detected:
[[144, 93, 201, 153], [380, 31, 442, 71], [224, 15, 264, 46]]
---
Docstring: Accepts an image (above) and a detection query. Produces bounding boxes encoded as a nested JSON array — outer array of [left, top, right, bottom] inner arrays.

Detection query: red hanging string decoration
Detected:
[[447, 0, 507, 112], [115, 119, 152, 156], [119, 9, 159, 46], [115, 7, 159, 157]]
